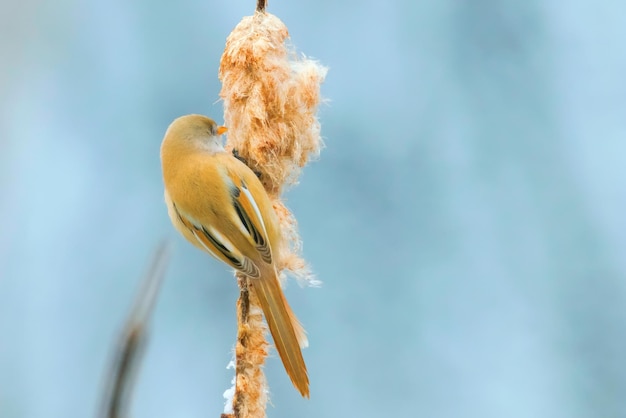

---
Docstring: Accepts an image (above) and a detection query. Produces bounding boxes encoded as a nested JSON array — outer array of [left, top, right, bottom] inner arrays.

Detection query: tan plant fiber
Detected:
[[219, 11, 326, 195], [219, 9, 326, 418]]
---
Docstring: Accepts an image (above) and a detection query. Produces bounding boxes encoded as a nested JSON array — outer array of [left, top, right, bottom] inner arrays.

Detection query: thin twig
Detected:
[[256, 0, 266, 13], [99, 240, 171, 418]]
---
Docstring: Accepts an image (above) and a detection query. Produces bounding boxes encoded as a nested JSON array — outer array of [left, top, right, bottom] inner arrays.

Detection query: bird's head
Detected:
[[163, 114, 228, 154]]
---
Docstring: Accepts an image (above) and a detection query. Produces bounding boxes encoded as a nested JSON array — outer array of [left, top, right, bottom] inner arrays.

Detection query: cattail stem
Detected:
[[232, 274, 268, 418], [222, 275, 267, 418], [220, 5, 326, 416]]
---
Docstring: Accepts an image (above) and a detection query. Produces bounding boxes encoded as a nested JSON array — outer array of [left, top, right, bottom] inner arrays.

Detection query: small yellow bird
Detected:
[[160, 114, 309, 397]]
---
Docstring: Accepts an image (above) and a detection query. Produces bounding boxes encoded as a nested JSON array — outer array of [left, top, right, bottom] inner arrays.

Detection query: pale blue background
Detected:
[[1, 1, 625, 417]]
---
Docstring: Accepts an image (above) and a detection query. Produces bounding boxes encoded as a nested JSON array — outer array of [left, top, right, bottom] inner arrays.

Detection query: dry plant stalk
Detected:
[[99, 242, 170, 418], [219, 6, 326, 418]]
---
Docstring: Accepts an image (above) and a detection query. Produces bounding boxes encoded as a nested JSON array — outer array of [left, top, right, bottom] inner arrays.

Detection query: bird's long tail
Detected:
[[250, 273, 309, 397]]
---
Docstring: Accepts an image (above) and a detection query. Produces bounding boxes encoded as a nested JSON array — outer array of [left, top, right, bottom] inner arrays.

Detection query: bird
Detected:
[[160, 114, 309, 397]]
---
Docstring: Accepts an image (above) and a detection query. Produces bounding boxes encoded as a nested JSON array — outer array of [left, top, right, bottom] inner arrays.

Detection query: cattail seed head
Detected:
[[219, 11, 326, 286]]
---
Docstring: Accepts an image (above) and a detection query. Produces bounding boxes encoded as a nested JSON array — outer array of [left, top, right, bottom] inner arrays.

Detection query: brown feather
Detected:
[[250, 272, 310, 398]]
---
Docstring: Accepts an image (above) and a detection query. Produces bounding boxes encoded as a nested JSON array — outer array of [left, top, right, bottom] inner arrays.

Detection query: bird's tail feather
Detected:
[[250, 274, 309, 397]]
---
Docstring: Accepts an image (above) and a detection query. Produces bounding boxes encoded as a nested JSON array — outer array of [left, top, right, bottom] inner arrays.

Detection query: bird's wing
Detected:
[[228, 175, 273, 265], [171, 201, 261, 278]]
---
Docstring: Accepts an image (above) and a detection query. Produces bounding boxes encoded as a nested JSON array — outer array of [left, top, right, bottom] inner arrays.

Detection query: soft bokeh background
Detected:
[[1, 1, 625, 417]]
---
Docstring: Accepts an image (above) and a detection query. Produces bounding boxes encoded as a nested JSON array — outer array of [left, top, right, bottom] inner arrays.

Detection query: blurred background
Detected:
[[1, 1, 625, 417]]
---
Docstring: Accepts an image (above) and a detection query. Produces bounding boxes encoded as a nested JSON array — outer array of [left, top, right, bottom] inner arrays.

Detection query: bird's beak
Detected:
[[217, 126, 228, 135]]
